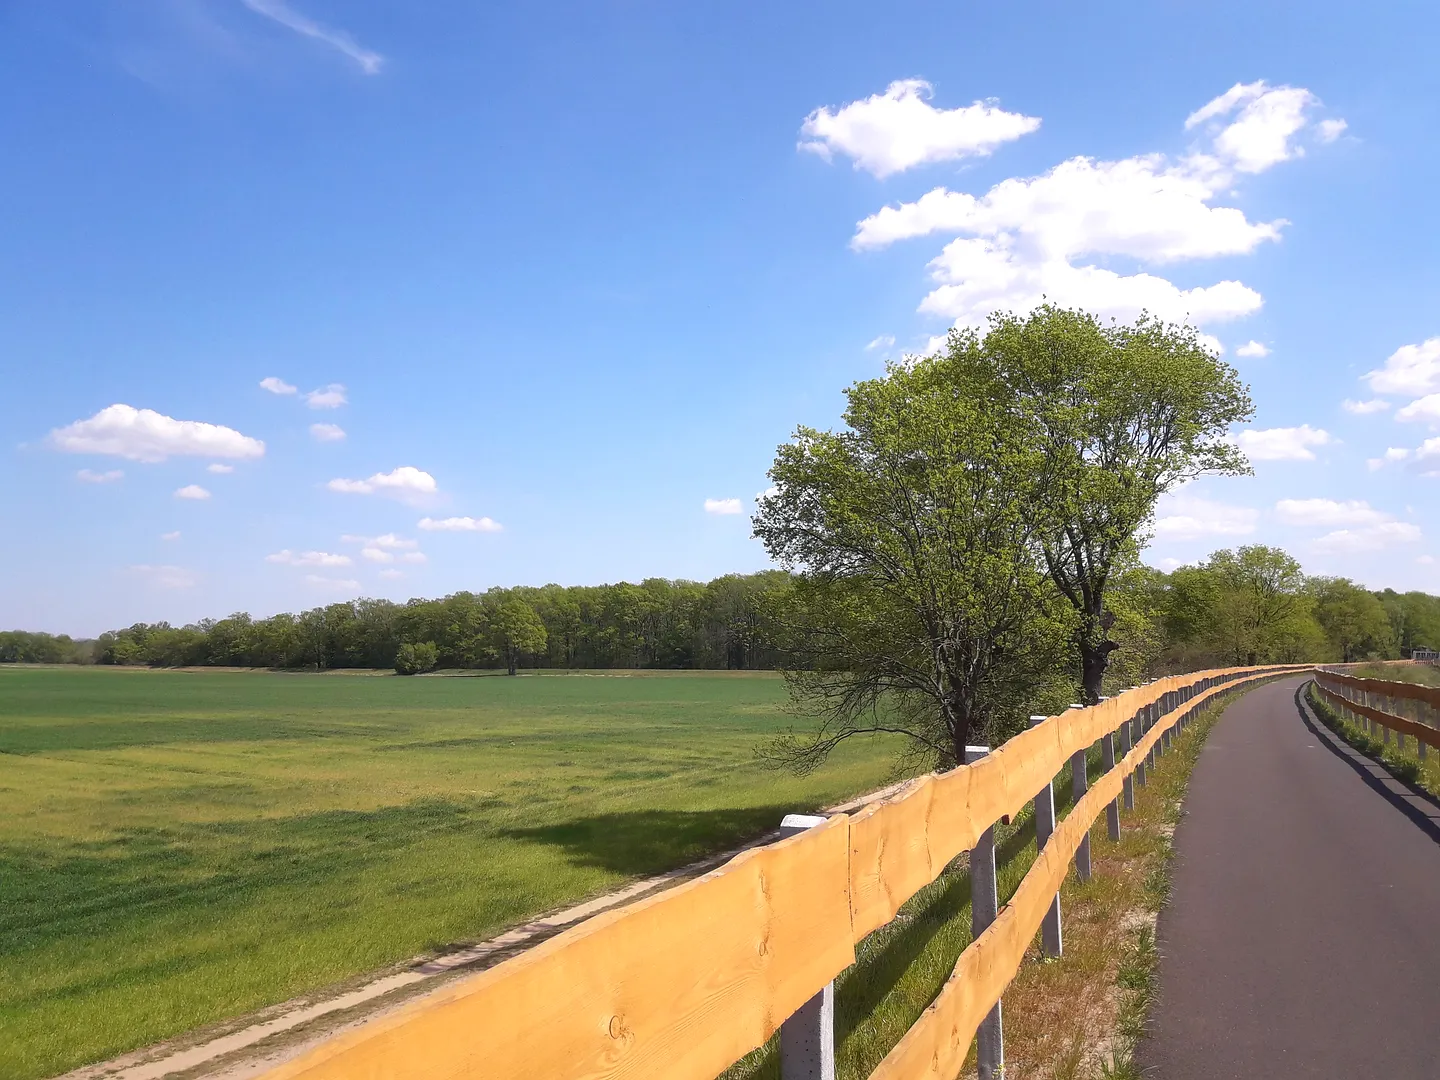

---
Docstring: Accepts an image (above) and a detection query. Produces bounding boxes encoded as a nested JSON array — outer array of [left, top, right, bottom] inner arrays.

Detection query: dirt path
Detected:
[[1139, 677, 1440, 1078], [60, 780, 910, 1080]]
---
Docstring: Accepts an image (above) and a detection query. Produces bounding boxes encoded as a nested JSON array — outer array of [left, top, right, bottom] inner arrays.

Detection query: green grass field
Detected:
[[0, 666, 900, 1080]]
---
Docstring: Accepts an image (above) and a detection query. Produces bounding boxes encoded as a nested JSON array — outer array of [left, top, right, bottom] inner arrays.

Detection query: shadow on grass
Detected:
[[499, 806, 796, 877]]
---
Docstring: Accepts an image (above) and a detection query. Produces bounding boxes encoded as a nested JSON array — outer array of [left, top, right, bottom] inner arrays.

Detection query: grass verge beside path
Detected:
[[723, 682, 1254, 1080], [1307, 681, 1440, 797]]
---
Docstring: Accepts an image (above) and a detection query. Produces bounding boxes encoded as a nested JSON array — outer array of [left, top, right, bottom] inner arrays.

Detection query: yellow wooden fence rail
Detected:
[[260, 664, 1310, 1080], [1313, 668, 1440, 752]]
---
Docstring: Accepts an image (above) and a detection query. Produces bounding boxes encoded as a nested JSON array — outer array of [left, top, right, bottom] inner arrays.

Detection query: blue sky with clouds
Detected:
[[4, 1, 1439, 636]]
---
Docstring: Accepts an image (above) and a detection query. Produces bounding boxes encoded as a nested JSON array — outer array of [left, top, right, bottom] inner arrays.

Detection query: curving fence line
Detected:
[[1312, 668, 1440, 757], [258, 664, 1311, 1080]]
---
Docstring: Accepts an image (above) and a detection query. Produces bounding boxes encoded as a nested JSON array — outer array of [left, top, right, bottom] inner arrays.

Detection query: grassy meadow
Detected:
[[0, 666, 899, 1079]]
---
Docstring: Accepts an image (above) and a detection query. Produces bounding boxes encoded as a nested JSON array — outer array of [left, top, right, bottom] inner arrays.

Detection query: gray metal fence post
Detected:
[[1103, 729, 1120, 841], [1027, 717, 1062, 957], [1121, 713, 1135, 811], [777, 814, 835, 1080], [1134, 704, 1148, 787], [966, 746, 1004, 1079], [1071, 735, 1092, 883]]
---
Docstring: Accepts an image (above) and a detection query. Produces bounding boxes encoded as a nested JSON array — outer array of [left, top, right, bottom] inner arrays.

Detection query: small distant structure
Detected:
[[1411, 647, 1440, 663]]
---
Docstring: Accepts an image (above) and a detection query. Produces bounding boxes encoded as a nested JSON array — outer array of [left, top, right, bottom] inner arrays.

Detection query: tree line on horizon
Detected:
[[4, 550, 1438, 678]]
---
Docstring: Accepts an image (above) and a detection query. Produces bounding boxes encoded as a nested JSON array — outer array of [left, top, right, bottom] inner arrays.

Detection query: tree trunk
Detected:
[[1079, 638, 1118, 705], [507, 649, 517, 676]]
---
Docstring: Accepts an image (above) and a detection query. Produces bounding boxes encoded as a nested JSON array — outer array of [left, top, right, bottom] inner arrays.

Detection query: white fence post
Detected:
[[966, 746, 1004, 1079], [777, 814, 835, 1080]]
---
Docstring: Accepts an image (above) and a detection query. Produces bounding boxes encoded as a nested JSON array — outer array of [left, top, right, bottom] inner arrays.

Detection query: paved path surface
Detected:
[[1139, 676, 1440, 1079]]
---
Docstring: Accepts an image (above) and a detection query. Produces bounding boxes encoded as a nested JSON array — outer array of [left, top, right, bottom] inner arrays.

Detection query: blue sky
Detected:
[[3, 1, 1439, 636]]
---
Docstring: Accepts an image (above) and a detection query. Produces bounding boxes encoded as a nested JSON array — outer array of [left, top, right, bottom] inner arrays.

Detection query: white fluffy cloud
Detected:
[[1317, 118, 1348, 143], [417, 516, 502, 532], [305, 383, 348, 409], [77, 468, 124, 483], [853, 158, 1285, 259], [207, 463, 236, 474], [1342, 398, 1390, 415], [310, 423, 346, 442], [1152, 495, 1259, 540], [1184, 80, 1328, 173], [1236, 340, 1271, 358], [1366, 447, 1412, 471], [866, 334, 896, 351], [1396, 394, 1440, 426], [838, 81, 1338, 337], [919, 241, 1262, 328], [342, 532, 418, 550], [174, 484, 211, 500], [129, 564, 197, 589], [260, 376, 297, 395], [161, 531, 181, 541], [328, 466, 437, 505], [1364, 337, 1440, 396], [704, 497, 744, 515], [1413, 436, 1440, 476], [1274, 498, 1392, 527], [266, 549, 353, 567], [799, 79, 1040, 178], [49, 404, 265, 463], [1232, 425, 1332, 461], [378, 568, 405, 580], [1314, 521, 1422, 554], [361, 547, 393, 563]]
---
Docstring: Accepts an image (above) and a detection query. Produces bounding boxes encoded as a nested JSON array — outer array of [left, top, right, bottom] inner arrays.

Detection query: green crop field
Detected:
[[0, 666, 900, 1080]]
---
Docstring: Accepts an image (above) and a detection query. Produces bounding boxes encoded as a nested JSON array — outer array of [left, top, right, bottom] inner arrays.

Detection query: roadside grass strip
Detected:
[[724, 685, 1248, 1080]]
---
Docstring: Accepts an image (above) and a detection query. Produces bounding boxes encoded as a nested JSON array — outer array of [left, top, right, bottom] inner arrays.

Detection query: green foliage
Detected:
[[1310, 577, 1396, 662], [393, 641, 439, 675], [77, 573, 791, 673], [0, 666, 900, 1080], [489, 598, 548, 674], [976, 305, 1253, 701], [754, 337, 1074, 770], [1160, 545, 1323, 666]]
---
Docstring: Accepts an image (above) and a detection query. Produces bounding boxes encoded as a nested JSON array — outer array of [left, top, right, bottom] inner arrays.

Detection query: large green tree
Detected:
[[1311, 577, 1396, 662], [753, 340, 1073, 772], [975, 306, 1253, 701]]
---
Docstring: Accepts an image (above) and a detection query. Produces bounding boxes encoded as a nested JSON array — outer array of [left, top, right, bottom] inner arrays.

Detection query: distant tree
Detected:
[[1200, 546, 1316, 665], [394, 641, 439, 675], [1311, 578, 1396, 662], [490, 599, 548, 675], [976, 306, 1253, 702], [754, 342, 1074, 773]]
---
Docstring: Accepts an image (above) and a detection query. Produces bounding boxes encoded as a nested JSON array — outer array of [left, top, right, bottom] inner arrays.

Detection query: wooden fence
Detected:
[[259, 664, 1310, 1080], [1313, 668, 1440, 756]]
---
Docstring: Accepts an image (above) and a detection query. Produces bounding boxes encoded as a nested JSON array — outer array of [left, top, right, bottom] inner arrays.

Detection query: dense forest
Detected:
[[5, 547, 1439, 679]]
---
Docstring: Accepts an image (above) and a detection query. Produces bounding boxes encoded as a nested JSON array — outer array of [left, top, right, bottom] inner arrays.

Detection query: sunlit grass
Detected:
[[0, 666, 899, 1080]]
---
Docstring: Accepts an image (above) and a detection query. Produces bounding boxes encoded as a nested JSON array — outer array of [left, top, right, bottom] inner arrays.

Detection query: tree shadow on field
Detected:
[[499, 806, 795, 877]]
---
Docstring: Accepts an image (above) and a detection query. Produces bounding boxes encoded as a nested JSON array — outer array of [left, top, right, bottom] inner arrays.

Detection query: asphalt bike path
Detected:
[[1139, 675, 1440, 1078]]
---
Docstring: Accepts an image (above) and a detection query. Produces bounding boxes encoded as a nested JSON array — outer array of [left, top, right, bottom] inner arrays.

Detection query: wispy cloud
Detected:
[[239, 0, 383, 75]]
